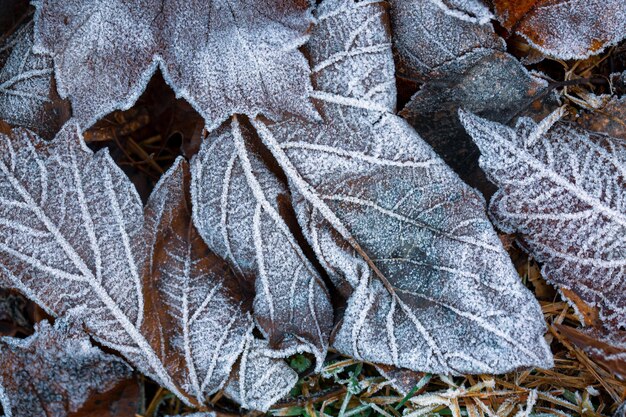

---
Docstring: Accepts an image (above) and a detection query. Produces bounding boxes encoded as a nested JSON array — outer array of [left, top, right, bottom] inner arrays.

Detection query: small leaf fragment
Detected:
[[0, 316, 132, 417], [0, 21, 69, 138]]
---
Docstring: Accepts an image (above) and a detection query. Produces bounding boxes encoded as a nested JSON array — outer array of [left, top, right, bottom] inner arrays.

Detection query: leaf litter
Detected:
[[0, 0, 625, 415]]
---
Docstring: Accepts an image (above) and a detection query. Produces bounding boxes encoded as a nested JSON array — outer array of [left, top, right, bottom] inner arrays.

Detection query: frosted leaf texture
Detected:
[[254, 0, 553, 374], [493, 0, 626, 60], [142, 158, 251, 404], [400, 51, 552, 194], [0, 124, 288, 410], [0, 21, 67, 138], [32, 0, 317, 129], [0, 316, 131, 417], [435, 0, 493, 24], [191, 116, 332, 367], [223, 336, 298, 412], [389, 0, 503, 81], [460, 111, 626, 330]]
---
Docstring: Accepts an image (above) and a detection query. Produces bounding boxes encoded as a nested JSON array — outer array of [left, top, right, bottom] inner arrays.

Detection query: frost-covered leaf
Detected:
[[142, 158, 252, 404], [400, 51, 554, 194], [0, 21, 68, 138], [0, 316, 132, 417], [32, 0, 317, 129], [223, 336, 298, 412], [460, 110, 626, 330], [389, 0, 503, 81], [191, 117, 332, 367], [253, 0, 552, 374], [493, 0, 626, 60], [0, 124, 274, 409]]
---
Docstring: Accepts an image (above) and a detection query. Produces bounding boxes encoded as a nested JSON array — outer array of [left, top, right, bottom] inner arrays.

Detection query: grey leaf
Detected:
[[252, 0, 553, 374], [389, 0, 503, 82]]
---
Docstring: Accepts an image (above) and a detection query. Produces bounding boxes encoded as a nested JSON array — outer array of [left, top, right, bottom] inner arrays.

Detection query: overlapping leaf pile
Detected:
[[0, 0, 625, 416]]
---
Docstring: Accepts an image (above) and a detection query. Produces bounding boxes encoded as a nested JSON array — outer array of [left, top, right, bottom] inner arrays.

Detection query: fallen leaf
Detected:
[[389, 0, 503, 82], [400, 50, 553, 195], [32, 0, 318, 129], [0, 124, 293, 410], [191, 117, 333, 368], [577, 95, 626, 140], [0, 20, 69, 138], [375, 365, 426, 395], [0, 316, 132, 417], [460, 109, 626, 331], [253, 0, 553, 374], [68, 379, 140, 417], [557, 324, 626, 380], [142, 157, 252, 405], [493, 0, 626, 60]]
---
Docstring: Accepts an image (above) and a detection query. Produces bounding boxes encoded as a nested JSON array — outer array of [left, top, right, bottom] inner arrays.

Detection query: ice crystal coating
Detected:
[[0, 21, 68, 138], [253, 0, 553, 374], [400, 51, 552, 194], [0, 316, 132, 417], [191, 116, 332, 367], [493, 0, 626, 60], [0, 124, 291, 410], [435, 0, 493, 24], [223, 336, 298, 412], [460, 110, 626, 330], [32, 0, 317, 129], [389, 0, 503, 81]]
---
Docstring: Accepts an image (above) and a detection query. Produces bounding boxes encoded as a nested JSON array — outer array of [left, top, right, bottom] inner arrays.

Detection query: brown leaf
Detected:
[[0, 316, 132, 417], [68, 379, 140, 417], [557, 324, 626, 380], [577, 95, 626, 140], [493, 0, 626, 59]]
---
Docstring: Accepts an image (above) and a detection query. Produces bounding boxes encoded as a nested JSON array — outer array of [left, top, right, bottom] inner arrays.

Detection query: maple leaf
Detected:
[[32, 0, 318, 129], [250, 0, 553, 374], [460, 109, 626, 331], [0, 124, 294, 409], [0, 20, 69, 138], [0, 316, 132, 417], [492, 0, 626, 60], [191, 118, 333, 367], [389, 0, 503, 82]]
